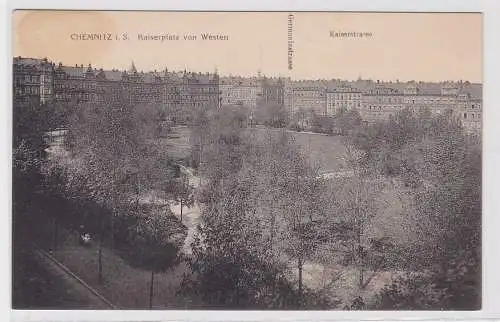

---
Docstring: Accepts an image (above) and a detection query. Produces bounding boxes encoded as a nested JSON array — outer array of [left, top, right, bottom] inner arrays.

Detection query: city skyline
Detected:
[[13, 55, 483, 84], [12, 11, 482, 83]]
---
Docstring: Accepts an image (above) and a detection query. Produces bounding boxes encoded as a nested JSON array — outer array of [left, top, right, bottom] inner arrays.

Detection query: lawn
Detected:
[[163, 125, 349, 173], [35, 223, 197, 309], [245, 128, 348, 173], [34, 124, 408, 309], [282, 176, 420, 308], [25, 194, 197, 310], [289, 131, 347, 173], [12, 245, 106, 309]]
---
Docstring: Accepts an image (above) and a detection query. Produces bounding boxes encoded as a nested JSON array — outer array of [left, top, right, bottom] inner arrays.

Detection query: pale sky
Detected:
[[12, 10, 482, 82]]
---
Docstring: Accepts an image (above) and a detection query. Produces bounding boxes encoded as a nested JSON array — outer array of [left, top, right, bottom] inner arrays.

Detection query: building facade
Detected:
[[219, 77, 261, 107], [13, 57, 481, 134], [13, 57, 220, 111], [326, 86, 362, 116], [260, 77, 285, 107], [291, 82, 327, 117], [360, 87, 405, 121]]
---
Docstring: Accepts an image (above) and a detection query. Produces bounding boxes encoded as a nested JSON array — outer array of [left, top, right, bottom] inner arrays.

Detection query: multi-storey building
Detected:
[[457, 93, 482, 134], [13, 57, 481, 134], [13, 57, 220, 111], [360, 87, 405, 121], [326, 85, 362, 116], [260, 77, 285, 107], [441, 82, 460, 96], [402, 83, 457, 115], [219, 77, 261, 107], [283, 78, 294, 116], [13, 57, 45, 103], [291, 81, 327, 117]]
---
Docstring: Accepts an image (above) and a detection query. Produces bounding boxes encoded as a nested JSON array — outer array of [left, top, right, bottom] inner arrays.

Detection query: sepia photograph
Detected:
[[10, 9, 483, 312]]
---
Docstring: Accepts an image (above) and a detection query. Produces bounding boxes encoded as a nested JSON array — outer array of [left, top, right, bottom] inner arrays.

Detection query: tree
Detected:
[[335, 107, 362, 136], [347, 107, 481, 309], [182, 129, 332, 309], [310, 114, 336, 135], [129, 209, 183, 308], [186, 176, 263, 307], [13, 97, 51, 245], [172, 173, 194, 222], [332, 176, 382, 289], [58, 93, 181, 287], [255, 104, 288, 128]]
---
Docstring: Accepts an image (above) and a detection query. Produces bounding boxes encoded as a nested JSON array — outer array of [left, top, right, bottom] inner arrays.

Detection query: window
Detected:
[[464, 113, 467, 119]]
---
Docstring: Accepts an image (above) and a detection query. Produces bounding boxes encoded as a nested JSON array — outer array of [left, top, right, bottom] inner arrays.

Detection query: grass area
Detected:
[[282, 177, 419, 307], [12, 244, 103, 309], [162, 125, 349, 173], [30, 124, 409, 309], [289, 131, 347, 172], [36, 223, 196, 309], [21, 191, 196, 310], [245, 128, 348, 172]]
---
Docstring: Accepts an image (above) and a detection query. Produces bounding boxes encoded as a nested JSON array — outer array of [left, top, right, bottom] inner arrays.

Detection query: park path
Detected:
[[139, 165, 202, 256], [170, 165, 202, 255], [168, 200, 201, 255]]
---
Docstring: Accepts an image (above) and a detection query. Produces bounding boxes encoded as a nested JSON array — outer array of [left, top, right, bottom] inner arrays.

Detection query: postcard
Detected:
[[8, 4, 499, 322]]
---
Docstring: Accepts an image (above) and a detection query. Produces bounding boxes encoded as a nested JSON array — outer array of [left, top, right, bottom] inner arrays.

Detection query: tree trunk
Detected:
[[53, 217, 58, 252], [235, 279, 240, 306], [149, 270, 154, 309], [110, 212, 115, 251], [357, 227, 364, 289], [136, 174, 140, 213], [270, 207, 276, 300], [199, 135, 203, 186], [359, 254, 364, 289], [298, 257, 303, 308], [98, 243, 103, 284], [180, 199, 183, 222]]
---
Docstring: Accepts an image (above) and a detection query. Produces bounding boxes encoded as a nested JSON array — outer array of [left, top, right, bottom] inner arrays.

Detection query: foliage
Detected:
[[13, 98, 50, 216], [168, 173, 195, 221], [373, 249, 480, 310], [184, 127, 333, 308], [372, 273, 451, 310], [189, 104, 248, 181], [350, 107, 481, 309], [120, 206, 186, 272], [46, 94, 185, 271], [255, 104, 289, 128], [310, 114, 336, 135]]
